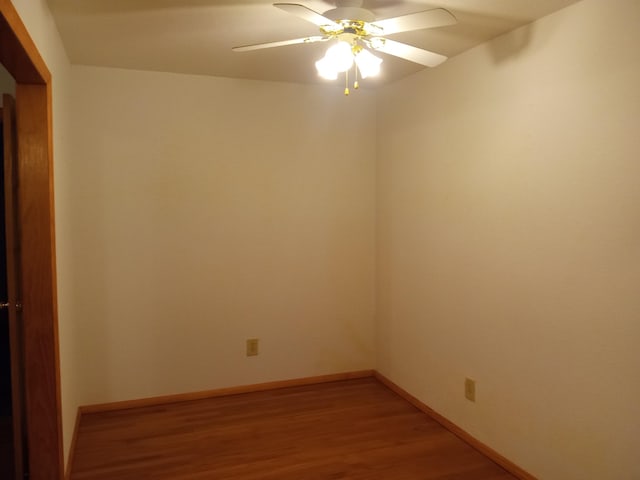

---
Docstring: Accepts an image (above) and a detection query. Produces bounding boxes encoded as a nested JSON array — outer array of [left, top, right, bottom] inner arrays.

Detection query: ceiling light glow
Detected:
[[315, 57, 339, 80], [325, 41, 355, 73], [354, 48, 382, 79], [315, 40, 383, 92]]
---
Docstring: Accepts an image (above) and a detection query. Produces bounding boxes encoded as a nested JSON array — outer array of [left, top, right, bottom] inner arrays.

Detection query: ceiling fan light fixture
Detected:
[[315, 57, 339, 80], [354, 48, 382, 79], [234, 3, 457, 94], [324, 41, 355, 72]]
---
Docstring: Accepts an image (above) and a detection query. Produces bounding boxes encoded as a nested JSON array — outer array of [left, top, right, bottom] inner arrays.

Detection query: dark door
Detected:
[[1, 93, 26, 480]]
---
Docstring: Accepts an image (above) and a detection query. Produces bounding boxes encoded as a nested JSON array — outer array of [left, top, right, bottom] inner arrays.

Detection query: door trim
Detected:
[[0, 1, 64, 479]]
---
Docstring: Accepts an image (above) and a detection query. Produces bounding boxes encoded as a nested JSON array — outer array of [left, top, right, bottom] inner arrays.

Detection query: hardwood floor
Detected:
[[69, 378, 517, 480]]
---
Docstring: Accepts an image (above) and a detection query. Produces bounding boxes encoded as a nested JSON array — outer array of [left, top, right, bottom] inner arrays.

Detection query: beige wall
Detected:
[[8, 0, 78, 466], [69, 66, 376, 404], [376, 0, 640, 479]]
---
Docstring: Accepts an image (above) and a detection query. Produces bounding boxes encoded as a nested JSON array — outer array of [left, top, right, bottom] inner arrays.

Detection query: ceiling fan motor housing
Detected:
[[323, 6, 376, 23]]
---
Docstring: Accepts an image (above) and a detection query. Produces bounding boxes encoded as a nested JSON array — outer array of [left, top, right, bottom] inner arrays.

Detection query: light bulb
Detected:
[[324, 41, 354, 73], [315, 56, 338, 80], [354, 48, 382, 79]]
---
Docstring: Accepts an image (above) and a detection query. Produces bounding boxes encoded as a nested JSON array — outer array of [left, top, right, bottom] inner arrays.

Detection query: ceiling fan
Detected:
[[233, 1, 457, 94]]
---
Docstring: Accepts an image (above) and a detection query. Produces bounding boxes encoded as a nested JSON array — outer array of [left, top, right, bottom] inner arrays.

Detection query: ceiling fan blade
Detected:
[[274, 3, 340, 29], [372, 38, 448, 67], [373, 8, 457, 35], [233, 35, 328, 52]]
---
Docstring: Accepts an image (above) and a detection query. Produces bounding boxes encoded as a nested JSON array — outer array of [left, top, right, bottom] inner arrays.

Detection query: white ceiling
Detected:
[[47, 0, 581, 86]]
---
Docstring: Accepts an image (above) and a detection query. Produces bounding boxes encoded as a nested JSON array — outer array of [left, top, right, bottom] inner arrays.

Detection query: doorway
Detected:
[[0, 1, 64, 479], [0, 115, 13, 474], [1, 90, 27, 480], [0, 62, 16, 480]]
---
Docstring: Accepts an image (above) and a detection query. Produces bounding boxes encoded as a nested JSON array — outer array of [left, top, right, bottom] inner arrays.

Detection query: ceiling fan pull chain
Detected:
[[354, 63, 359, 90], [344, 69, 350, 96]]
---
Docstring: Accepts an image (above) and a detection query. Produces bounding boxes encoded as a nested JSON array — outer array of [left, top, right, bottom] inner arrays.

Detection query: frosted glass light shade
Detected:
[[315, 57, 338, 80], [314, 41, 383, 84], [355, 49, 382, 78], [324, 41, 354, 73]]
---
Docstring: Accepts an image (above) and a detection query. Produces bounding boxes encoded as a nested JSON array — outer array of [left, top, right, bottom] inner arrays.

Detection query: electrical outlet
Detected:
[[465, 378, 476, 402], [246, 338, 259, 356]]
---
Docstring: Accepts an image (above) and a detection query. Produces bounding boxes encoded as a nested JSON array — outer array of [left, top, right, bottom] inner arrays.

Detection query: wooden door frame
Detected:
[[0, 1, 64, 479]]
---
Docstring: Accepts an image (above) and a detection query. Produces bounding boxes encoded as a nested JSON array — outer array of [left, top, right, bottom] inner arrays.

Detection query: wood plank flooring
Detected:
[[69, 378, 517, 480]]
